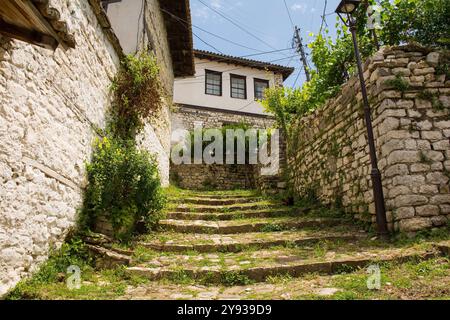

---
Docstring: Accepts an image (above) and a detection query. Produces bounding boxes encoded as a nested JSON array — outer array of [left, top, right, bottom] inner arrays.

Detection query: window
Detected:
[[254, 78, 269, 100], [230, 74, 247, 99], [205, 70, 222, 96]]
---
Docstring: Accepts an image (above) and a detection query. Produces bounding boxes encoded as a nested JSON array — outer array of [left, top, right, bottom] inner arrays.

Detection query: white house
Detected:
[[174, 50, 294, 116]]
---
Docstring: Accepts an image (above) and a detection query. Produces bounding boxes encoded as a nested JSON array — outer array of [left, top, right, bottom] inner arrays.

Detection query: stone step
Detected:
[[171, 197, 263, 206], [158, 217, 344, 234], [165, 209, 293, 221], [171, 202, 282, 213], [127, 244, 443, 283], [139, 228, 367, 253], [169, 192, 259, 199]]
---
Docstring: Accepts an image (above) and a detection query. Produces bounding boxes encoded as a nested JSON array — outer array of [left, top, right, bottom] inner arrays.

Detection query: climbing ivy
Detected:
[[109, 50, 163, 140]]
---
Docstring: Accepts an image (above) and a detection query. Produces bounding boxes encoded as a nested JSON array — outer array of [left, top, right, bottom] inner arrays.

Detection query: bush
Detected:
[[186, 122, 274, 164], [80, 137, 166, 240]]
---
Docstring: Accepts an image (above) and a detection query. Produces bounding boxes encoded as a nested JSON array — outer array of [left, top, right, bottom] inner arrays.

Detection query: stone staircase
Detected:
[[107, 190, 448, 287]]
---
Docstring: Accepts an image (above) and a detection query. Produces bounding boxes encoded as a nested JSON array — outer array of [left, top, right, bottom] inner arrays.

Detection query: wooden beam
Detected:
[[19, 0, 68, 49], [0, 18, 57, 49]]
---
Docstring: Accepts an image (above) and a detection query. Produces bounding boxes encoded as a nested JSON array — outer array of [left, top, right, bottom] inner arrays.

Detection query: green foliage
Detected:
[[417, 90, 445, 111], [385, 74, 410, 92], [379, 0, 450, 49], [80, 50, 166, 240], [80, 137, 166, 241], [187, 122, 273, 164], [220, 272, 254, 286], [436, 63, 450, 78], [260, 223, 285, 232], [263, 0, 449, 130], [109, 50, 162, 140], [6, 237, 90, 300]]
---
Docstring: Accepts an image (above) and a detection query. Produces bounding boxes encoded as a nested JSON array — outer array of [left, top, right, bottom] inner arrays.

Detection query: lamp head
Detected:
[[335, 0, 361, 15]]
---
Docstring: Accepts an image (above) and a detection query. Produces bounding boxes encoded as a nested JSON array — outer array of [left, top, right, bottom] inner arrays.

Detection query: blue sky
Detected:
[[190, 0, 342, 88]]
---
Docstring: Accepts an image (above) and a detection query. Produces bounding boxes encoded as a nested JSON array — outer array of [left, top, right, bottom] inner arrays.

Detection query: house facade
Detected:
[[173, 50, 294, 130]]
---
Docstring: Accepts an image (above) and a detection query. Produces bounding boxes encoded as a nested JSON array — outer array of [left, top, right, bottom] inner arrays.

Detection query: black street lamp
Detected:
[[335, 0, 389, 238]]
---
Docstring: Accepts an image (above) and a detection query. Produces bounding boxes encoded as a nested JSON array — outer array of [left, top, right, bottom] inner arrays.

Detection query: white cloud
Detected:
[[192, 6, 210, 19], [210, 0, 223, 9], [291, 3, 307, 13], [192, 0, 243, 21]]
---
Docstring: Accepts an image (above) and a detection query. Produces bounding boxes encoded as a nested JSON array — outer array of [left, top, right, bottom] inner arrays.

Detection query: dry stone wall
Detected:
[[172, 164, 256, 190], [289, 45, 450, 233], [0, 0, 172, 295]]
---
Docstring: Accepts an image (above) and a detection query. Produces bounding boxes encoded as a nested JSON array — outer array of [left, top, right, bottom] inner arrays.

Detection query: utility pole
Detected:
[[293, 26, 311, 82]]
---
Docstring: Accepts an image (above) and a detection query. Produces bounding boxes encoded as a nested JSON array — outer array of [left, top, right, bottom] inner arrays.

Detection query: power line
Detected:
[[236, 100, 256, 112], [292, 70, 302, 87], [193, 25, 266, 53], [161, 7, 224, 54], [319, 0, 328, 35], [161, 7, 295, 68], [193, 32, 223, 54], [283, 0, 295, 29], [162, 7, 288, 56], [196, 0, 279, 51]]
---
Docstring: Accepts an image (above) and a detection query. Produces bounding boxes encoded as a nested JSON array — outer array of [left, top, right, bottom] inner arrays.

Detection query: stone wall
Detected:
[[0, 0, 173, 295], [171, 164, 256, 190], [289, 45, 450, 233]]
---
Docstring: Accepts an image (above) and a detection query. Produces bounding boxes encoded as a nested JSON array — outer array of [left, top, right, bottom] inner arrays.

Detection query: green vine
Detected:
[[109, 50, 163, 140]]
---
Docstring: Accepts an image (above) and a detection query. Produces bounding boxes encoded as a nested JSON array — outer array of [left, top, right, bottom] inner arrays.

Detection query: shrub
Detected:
[[186, 122, 274, 164], [80, 137, 166, 240], [79, 50, 166, 241]]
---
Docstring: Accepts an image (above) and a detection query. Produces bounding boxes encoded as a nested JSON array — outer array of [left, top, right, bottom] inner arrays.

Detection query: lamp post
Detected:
[[335, 0, 389, 238]]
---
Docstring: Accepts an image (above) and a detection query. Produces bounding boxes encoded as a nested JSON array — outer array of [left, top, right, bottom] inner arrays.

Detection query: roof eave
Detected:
[[159, 0, 195, 77], [194, 49, 294, 81]]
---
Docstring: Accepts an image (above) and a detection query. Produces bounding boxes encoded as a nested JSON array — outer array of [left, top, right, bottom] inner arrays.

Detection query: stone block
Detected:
[[395, 195, 428, 207], [421, 131, 443, 140], [426, 52, 440, 67], [413, 67, 435, 76], [431, 216, 448, 226], [395, 207, 415, 220], [430, 194, 450, 205], [385, 164, 409, 177], [426, 172, 449, 185], [415, 205, 440, 217], [387, 151, 420, 165], [399, 217, 432, 232], [419, 184, 439, 194]]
